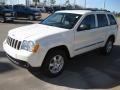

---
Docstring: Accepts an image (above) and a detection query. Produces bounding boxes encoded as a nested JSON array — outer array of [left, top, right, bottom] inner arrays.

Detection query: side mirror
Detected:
[[78, 24, 90, 31]]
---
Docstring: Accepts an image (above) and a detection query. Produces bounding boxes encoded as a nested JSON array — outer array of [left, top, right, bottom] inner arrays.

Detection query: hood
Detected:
[[30, 8, 40, 13], [32, 8, 40, 12], [2, 9, 14, 12], [8, 24, 69, 41]]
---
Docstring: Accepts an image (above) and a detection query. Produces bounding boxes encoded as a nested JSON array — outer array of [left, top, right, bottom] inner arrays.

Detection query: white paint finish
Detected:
[[3, 10, 118, 67], [56, 10, 91, 15], [8, 24, 69, 41]]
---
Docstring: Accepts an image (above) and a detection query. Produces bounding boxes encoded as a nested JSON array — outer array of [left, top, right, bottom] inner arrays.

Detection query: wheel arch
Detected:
[[45, 45, 71, 59], [107, 35, 115, 43]]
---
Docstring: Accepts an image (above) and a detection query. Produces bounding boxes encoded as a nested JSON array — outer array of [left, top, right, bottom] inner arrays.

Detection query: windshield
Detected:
[[41, 13, 82, 29], [0, 6, 6, 10]]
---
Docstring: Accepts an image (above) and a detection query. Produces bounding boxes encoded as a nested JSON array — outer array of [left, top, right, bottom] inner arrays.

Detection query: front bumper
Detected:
[[35, 15, 41, 20], [6, 54, 30, 68], [5, 17, 15, 21], [3, 40, 45, 67]]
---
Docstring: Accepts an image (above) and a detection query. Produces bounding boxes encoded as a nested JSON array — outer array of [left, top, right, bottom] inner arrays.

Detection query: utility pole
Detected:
[[74, 0, 76, 9], [65, 0, 70, 6], [18, 0, 19, 4], [26, 0, 27, 6], [59, 0, 61, 7], [26, 0, 30, 6], [84, 0, 86, 8], [43, 0, 47, 7], [10, 0, 13, 5], [104, 0, 107, 9]]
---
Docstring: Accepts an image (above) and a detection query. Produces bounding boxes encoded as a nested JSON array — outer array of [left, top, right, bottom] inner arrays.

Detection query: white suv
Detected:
[[3, 10, 118, 77]]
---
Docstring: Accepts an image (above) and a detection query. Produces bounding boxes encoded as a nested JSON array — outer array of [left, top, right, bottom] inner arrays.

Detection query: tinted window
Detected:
[[0, 6, 5, 10], [108, 14, 117, 25], [49, 14, 63, 23], [80, 14, 96, 29], [0, 6, 2, 10], [97, 14, 108, 27], [41, 13, 81, 29], [14, 6, 19, 10]]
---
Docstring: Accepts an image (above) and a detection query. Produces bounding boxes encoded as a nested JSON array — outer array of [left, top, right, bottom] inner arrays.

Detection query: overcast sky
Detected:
[[6, 0, 120, 12]]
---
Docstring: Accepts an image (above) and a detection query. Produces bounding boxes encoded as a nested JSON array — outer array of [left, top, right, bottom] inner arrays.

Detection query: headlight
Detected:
[[5, 13, 11, 16], [35, 13, 39, 15], [21, 40, 30, 51], [21, 40, 39, 53]]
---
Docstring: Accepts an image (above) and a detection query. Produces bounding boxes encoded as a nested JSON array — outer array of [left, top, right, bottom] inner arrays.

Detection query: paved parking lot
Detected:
[[0, 18, 120, 90]]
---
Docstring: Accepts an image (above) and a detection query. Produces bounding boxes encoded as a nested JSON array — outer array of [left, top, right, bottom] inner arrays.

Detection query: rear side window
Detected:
[[14, 6, 19, 10], [108, 14, 117, 25], [81, 14, 96, 29], [97, 14, 108, 27]]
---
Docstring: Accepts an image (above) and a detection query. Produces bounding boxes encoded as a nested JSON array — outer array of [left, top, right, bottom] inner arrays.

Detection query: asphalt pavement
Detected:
[[0, 18, 120, 90]]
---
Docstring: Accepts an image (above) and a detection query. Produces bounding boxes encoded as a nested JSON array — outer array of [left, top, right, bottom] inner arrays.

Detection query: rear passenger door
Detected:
[[96, 14, 110, 46], [107, 14, 118, 37]]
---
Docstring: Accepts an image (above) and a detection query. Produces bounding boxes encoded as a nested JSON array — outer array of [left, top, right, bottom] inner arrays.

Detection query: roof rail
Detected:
[[80, 8, 110, 12]]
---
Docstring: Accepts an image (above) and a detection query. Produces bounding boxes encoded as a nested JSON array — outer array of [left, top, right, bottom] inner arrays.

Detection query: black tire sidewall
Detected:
[[41, 50, 67, 77], [0, 17, 6, 23], [103, 38, 114, 55]]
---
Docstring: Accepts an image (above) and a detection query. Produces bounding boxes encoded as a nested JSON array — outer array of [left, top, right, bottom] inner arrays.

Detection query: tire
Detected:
[[9, 20, 14, 23], [41, 50, 67, 77], [101, 37, 114, 55], [11, 20, 14, 22], [0, 17, 6, 23], [28, 15, 34, 21]]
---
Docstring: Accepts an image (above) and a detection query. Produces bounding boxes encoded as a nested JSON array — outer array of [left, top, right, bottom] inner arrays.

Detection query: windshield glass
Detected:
[[0, 6, 6, 10], [40, 13, 82, 29]]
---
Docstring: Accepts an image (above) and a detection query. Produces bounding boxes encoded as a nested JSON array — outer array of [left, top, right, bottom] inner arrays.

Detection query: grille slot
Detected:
[[7, 36, 22, 50]]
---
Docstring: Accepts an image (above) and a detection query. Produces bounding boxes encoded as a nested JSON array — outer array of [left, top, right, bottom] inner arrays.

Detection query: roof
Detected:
[[56, 10, 92, 15], [56, 10, 111, 15]]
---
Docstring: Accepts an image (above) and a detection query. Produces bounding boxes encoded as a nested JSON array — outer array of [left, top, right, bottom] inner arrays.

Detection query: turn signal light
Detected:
[[32, 44, 40, 53]]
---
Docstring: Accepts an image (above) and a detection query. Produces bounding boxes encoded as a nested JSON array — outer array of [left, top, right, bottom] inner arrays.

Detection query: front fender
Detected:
[[39, 31, 74, 58]]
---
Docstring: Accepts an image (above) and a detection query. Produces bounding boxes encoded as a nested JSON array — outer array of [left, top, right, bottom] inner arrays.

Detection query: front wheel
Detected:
[[28, 15, 34, 21], [0, 17, 6, 23], [101, 38, 114, 55], [41, 50, 67, 77]]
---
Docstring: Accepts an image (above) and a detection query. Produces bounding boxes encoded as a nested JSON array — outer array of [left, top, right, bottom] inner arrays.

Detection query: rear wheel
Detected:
[[41, 50, 67, 77], [101, 37, 114, 55]]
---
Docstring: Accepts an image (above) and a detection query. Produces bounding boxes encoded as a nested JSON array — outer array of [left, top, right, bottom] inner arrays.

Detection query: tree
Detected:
[[65, 0, 70, 6], [50, 0, 56, 6], [33, 0, 40, 2], [74, 5, 83, 9], [0, 0, 5, 5], [33, 0, 40, 6], [26, 0, 30, 6], [43, 0, 47, 6]]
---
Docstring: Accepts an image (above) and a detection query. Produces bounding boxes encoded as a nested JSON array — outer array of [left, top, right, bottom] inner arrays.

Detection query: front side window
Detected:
[[108, 14, 117, 25], [41, 13, 82, 29], [80, 14, 96, 29], [97, 14, 108, 27]]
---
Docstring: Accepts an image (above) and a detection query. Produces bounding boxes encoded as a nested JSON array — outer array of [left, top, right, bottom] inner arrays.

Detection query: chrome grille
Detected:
[[7, 36, 22, 50]]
